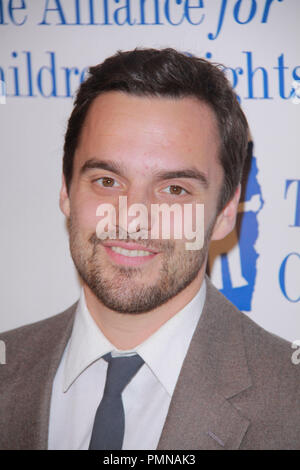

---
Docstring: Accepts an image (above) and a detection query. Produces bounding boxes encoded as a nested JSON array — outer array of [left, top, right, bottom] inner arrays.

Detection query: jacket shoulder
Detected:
[[238, 312, 300, 448], [1, 302, 76, 334], [237, 302, 298, 374], [0, 303, 77, 376], [206, 276, 297, 369]]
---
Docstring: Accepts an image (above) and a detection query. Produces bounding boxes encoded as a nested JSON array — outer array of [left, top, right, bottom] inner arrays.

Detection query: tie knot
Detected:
[[102, 353, 144, 396]]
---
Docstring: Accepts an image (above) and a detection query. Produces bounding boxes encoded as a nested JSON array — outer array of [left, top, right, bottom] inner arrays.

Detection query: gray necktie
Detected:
[[88, 352, 144, 450]]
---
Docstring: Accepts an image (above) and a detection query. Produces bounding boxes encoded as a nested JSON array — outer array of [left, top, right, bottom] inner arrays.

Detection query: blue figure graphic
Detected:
[[209, 155, 264, 311]]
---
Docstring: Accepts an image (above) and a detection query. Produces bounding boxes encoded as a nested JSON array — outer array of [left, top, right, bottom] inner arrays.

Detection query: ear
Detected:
[[59, 174, 70, 218], [211, 184, 241, 241]]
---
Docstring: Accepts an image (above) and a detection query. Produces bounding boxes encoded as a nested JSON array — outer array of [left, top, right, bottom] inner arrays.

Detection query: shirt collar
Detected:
[[63, 280, 206, 395]]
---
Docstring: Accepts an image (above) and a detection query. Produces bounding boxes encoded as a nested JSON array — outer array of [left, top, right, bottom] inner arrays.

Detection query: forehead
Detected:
[[74, 91, 221, 176]]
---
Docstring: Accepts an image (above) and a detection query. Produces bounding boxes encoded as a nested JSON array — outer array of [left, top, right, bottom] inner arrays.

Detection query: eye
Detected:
[[95, 177, 120, 188], [162, 185, 188, 196]]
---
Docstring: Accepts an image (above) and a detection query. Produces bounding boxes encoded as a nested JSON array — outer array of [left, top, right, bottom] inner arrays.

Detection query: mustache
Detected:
[[88, 229, 175, 252]]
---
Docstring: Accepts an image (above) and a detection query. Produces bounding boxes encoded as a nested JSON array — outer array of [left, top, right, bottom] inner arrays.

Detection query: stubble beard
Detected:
[[67, 217, 215, 314]]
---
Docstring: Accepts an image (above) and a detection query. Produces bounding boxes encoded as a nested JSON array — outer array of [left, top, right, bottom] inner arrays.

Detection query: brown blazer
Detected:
[[0, 278, 299, 450]]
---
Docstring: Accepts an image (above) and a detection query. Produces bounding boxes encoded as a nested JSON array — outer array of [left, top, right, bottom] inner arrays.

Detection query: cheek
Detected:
[[70, 193, 102, 234], [150, 204, 205, 244], [202, 188, 220, 225]]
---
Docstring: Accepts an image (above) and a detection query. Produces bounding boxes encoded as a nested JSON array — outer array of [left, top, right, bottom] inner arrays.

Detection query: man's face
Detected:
[[60, 92, 237, 314]]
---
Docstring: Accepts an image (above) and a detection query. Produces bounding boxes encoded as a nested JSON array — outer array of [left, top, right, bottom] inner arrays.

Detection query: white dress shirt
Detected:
[[48, 280, 206, 450]]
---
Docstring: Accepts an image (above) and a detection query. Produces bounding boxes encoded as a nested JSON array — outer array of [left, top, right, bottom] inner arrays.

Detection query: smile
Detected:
[[103, 243, 158, 267], [110, 246, 154, 257]]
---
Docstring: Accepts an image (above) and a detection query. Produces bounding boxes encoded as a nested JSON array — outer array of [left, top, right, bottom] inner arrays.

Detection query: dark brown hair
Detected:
[[63, 48, 249, 211]]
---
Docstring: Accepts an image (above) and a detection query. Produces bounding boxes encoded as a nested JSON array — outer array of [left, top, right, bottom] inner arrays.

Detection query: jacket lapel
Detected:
[[157, 278, 252, 450]]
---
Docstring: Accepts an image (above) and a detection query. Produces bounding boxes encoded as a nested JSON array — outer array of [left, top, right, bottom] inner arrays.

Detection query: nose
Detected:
[[116, 185, 154, 239]]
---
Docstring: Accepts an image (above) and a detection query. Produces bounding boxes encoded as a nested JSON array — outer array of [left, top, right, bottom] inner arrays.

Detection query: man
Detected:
[[0, 48, 299, 450]]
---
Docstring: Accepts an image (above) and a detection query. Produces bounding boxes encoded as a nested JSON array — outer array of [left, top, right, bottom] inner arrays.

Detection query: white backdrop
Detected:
[[0, 0, 299, 341]]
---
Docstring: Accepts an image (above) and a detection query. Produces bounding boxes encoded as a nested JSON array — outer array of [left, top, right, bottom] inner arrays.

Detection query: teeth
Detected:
[[110, 246, 153, 257]]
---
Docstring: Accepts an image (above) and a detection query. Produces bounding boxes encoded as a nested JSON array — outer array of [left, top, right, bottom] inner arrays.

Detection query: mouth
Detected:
[[102, 241, 159, 266]]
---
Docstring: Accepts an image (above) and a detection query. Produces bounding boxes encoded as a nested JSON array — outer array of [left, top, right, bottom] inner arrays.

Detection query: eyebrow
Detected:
[[80, 158, 209, 189], [80, 159, 122, 176], [154, 169, 209, 189]]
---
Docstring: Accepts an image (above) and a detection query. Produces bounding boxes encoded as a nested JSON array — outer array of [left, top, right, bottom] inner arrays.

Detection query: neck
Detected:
[[83, 269, 205, 350]]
